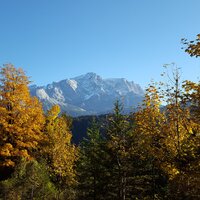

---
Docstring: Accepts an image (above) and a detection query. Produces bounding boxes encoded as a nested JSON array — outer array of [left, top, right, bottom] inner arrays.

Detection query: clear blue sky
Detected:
[[0, 0, 200, 88]]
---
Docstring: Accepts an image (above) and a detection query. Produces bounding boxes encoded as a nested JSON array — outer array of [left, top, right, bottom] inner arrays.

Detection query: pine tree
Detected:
[[0, 64, 45, 177], [77, 119, 108, 200], [105, 101, 133, 200]]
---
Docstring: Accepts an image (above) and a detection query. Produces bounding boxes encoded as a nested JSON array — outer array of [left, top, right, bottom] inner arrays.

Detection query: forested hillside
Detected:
[[1, 35, 200, 199]]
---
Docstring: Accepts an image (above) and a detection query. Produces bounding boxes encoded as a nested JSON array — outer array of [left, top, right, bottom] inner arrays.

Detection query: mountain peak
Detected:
[[74, 72, 101, 81], [85, 72, 97, 77], [30, 73, 144, 116]]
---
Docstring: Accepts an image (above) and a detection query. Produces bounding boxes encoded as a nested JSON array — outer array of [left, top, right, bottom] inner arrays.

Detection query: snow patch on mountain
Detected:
[[67, 80, 78, 91], [36, 88, 49, 99]]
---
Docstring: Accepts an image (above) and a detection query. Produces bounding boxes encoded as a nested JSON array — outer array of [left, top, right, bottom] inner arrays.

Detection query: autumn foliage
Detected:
[[0, 64, 45, 167], [0, 65, 77, 199], [1, 43, 200, 200]]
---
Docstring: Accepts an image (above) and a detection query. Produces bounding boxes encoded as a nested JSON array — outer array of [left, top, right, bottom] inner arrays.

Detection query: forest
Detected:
[[0, 35, 200, 199]]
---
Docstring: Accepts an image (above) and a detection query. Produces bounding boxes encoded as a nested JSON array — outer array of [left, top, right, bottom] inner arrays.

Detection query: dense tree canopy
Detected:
[[42, 105, 78, 199], [0, 64, 45, 168]]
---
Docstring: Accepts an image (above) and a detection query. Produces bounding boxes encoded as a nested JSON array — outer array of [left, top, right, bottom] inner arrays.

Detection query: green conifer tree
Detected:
[[105, 101, 133, 200], [77, 118, 108, 200]]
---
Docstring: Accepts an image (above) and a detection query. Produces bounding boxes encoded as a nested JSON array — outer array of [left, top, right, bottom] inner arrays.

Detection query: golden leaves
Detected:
[[0, 64, 45, 167], [42, 105, 77, 186]]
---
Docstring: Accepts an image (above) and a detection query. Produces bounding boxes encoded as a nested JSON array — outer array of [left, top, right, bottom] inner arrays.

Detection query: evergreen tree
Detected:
[[77, 119, 108, 200], [0, 159, 57, 200], [105, 101, 133, 200]]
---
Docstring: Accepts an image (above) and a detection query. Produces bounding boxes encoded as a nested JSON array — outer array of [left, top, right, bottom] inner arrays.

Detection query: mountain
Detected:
[[30, 72, 144, 116]]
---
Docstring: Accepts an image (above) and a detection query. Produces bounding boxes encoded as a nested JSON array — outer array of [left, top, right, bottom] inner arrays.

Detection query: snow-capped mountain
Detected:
[[30, 73, 144, 116]]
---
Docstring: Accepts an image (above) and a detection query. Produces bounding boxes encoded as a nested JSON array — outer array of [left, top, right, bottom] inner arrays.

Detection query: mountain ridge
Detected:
[[30, 72, 144, 116]]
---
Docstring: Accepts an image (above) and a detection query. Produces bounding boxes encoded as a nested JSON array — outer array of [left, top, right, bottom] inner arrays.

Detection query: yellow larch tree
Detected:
[[182, 34, 200, 57], [133, 84, 168, 199], [159, 66, 200, 198], [0, 64, 45, 169], [134, 84, 165, 164], [42, 105, 77, 198], [183, 80, 200, 123], [162, 67, 199, 172]]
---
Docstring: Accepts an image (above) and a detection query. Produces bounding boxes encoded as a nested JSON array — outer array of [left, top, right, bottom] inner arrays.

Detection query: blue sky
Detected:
[[0, 0, 200, 88]]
